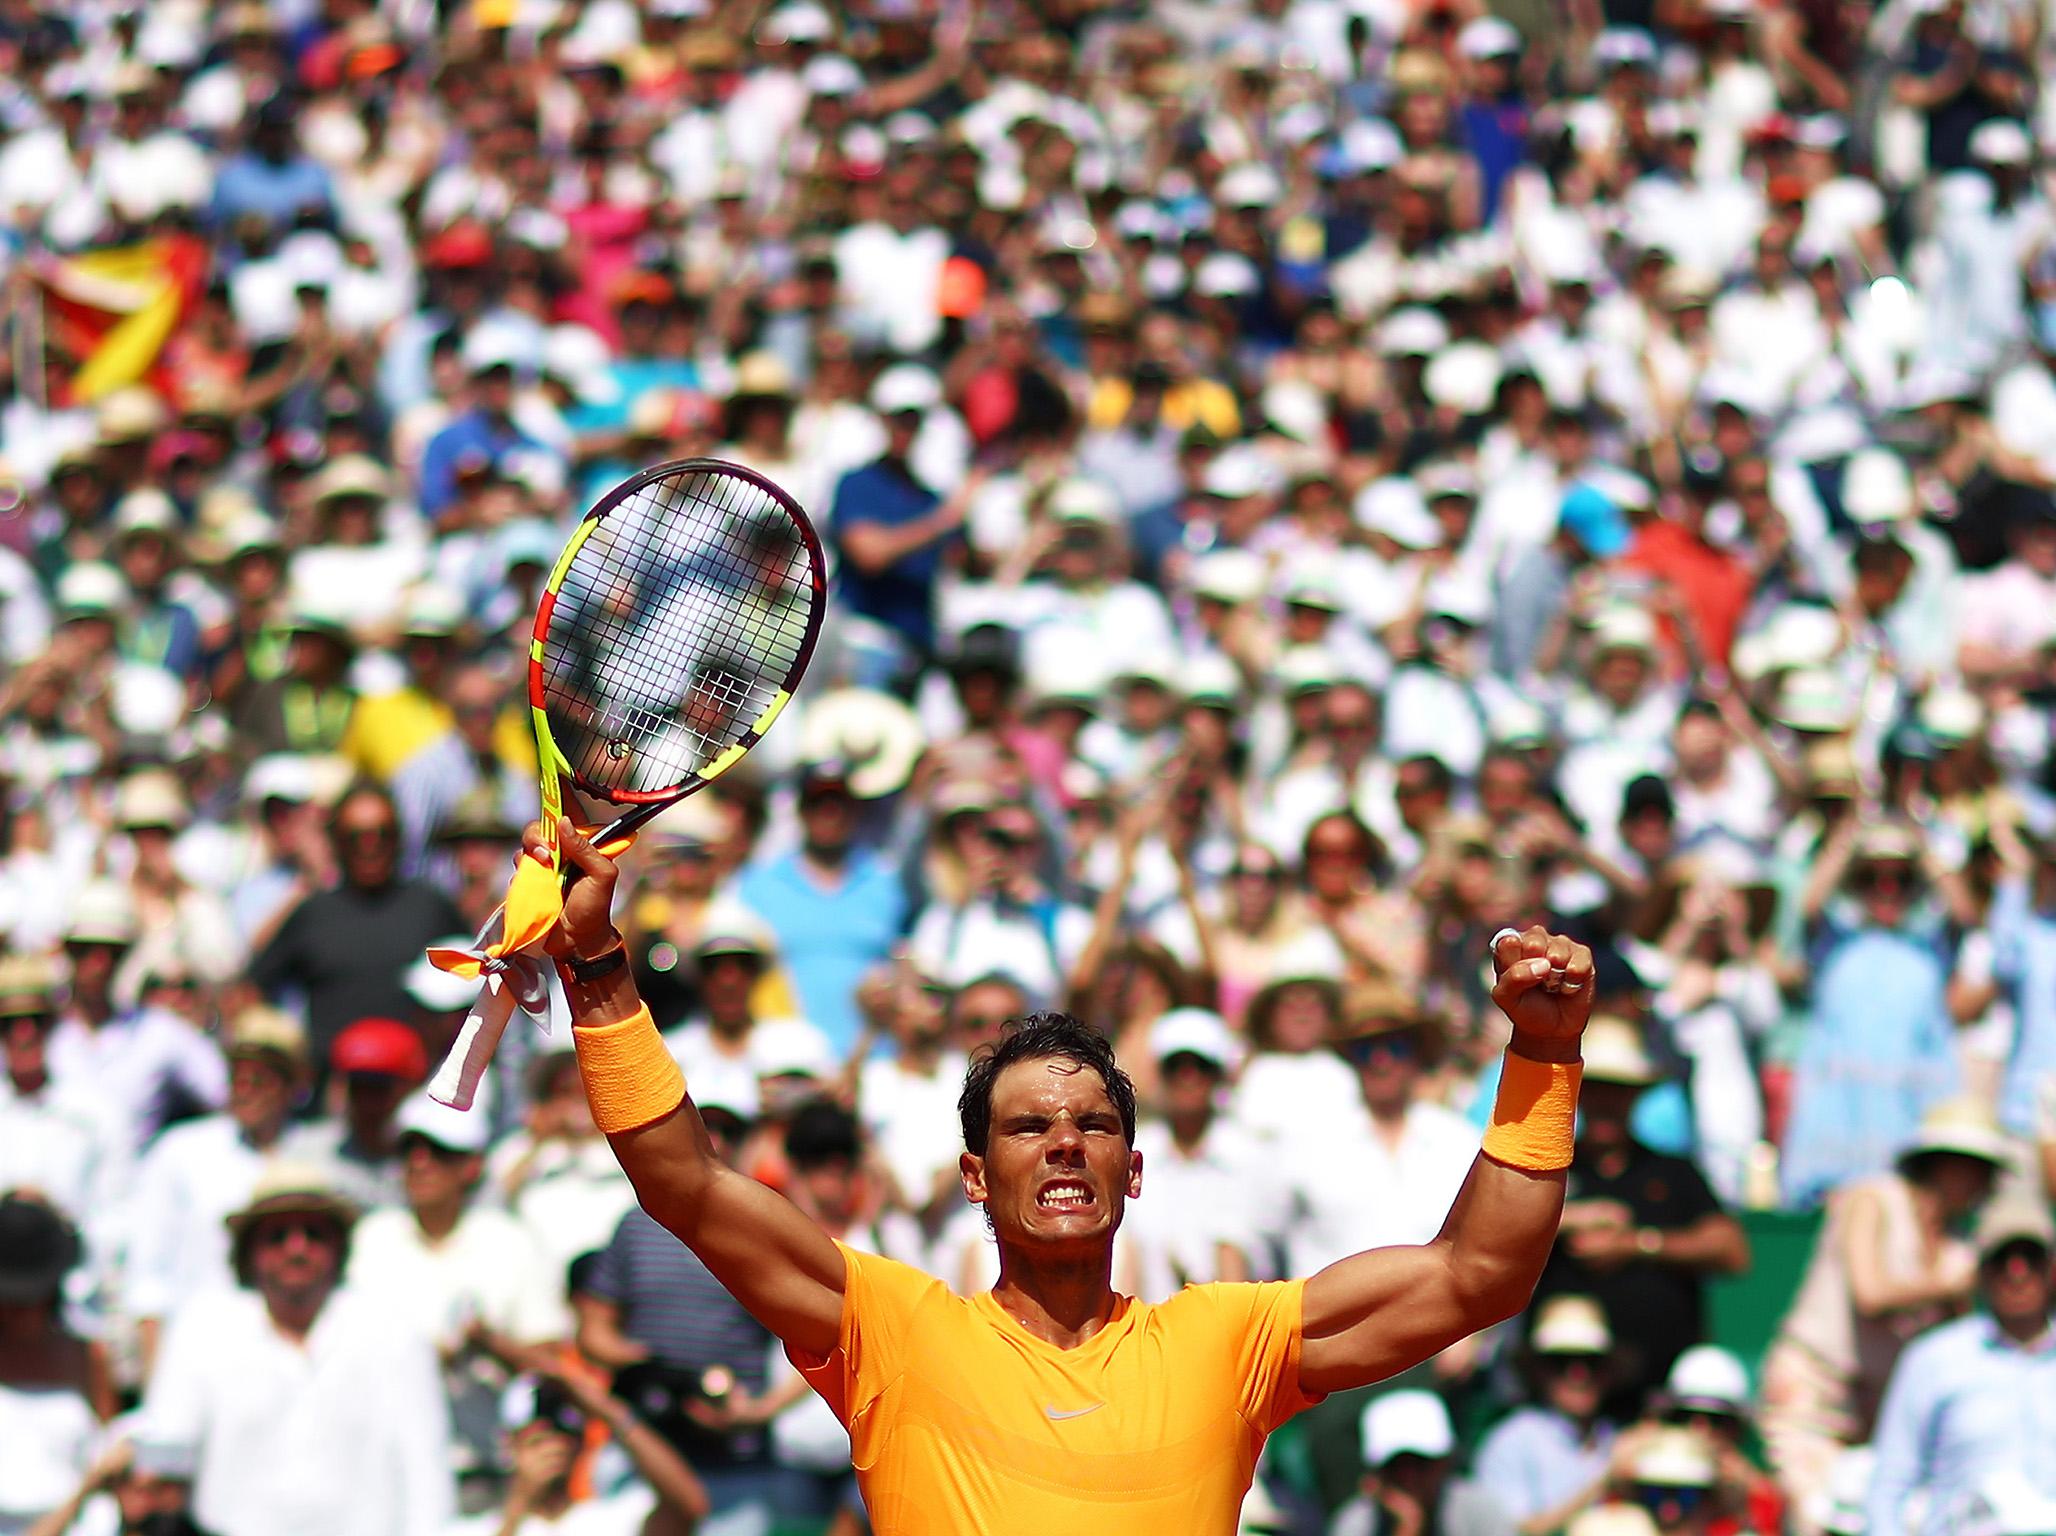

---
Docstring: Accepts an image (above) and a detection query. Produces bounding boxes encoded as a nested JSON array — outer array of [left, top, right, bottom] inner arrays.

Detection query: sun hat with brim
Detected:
[[1335, 980, 1442, 1052], [224, 1163, 360, 1244], [225, 1004, 310, 1076], [67, 882, 140, 947], [797, 688, 925, 800], [1530, 1294, 1613, 1354], [0, 952, 58, 1017], [114, 769, 190, 831], [1569, 1508, 1660, 1536], [1897, 1098, 2015, 1173], [1853, 822, 1922, 864], [0, 1197, 82, 1304], [310, 454, 392, 506], [55, 562, 128, 619], [1972, 1195, 2056, 1260], [1581, 1015, 1660, 1086], [1632, 1429, 1718, 1488]]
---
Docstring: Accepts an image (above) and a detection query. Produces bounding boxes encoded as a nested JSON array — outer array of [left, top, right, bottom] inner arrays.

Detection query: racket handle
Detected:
[[556, 804, 666, 893]]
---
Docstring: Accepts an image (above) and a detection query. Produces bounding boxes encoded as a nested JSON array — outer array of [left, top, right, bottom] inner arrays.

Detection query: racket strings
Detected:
[[540, 468, 816, 797]]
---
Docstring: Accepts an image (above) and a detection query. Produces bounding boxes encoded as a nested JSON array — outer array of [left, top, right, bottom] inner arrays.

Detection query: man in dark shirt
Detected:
[[250, 785, 464, 1076], [575, 1090, 783, 1533], [1532, 1017, 1750, 1413], [829, 366, 970, 660]]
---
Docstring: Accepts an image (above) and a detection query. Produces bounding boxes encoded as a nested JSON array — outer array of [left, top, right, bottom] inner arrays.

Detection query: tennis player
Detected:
[[540, 818, 1592, 1533]]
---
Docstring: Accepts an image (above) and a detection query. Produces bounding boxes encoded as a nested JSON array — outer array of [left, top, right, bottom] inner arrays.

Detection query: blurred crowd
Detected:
[[5, 0, 2056, 1533]]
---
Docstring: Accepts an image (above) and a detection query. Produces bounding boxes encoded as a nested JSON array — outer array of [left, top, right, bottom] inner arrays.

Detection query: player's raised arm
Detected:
[[1298, 926, 1589, 1395], [539, 818, 846, 1358]]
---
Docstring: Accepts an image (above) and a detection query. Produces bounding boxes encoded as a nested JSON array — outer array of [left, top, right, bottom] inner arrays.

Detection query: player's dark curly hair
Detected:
[[957, 1011, 1137, 1155]]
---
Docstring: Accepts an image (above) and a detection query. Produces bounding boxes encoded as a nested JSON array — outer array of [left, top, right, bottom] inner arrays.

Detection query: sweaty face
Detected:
[[963, 1056, 1141, 1258]]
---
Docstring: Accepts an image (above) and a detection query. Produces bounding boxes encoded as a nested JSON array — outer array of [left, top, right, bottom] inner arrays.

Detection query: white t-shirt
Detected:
[[347, 1206, 570, 1353], [444, 1487, 655, 1536], [857, 1051, 970, 1210], [1277, 1099, 1480, 1277]]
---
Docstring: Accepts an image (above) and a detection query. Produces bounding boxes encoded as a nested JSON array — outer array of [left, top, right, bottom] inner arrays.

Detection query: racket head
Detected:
[[529, 458, 826, 822]]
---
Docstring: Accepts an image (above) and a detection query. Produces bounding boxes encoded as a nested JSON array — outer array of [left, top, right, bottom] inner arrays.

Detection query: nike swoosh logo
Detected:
[[1045, 1403, 1104, 1420]]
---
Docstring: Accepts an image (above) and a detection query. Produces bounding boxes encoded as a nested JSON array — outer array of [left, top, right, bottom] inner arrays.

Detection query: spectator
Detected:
[[1126, 1008, 1267, 1298], [20, 1411, 211, 1536], [250, 784, 465, 1066], [486, 1046, 638, 1286], [1533, 1018, 1750, 1411], [1759, 1098, 2009, 1526], [47, 884, 224, 1154], [574, 1088, 784, 1536], [347, 1090, 568, 1485], [0, 954, 126, 1258], [126, 1006, 308, 1375], [1475, 1296, 1626, 1534], [281, 1015, 426, 1209], [732, 763, 907, 1055], [142, 1164, 453, 1536], [1864, 1195, 2056, 1536], [0, 1197, 103, 1533], [1331, 1388, 1515, 1536], [453, 1365, 710, 1536]]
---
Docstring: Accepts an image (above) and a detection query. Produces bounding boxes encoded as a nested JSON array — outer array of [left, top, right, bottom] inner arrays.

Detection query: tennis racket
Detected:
[[530, 458, 826, 879]]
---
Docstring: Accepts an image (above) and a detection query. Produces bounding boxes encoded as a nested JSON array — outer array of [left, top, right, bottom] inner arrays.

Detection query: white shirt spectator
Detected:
[[858, 1049, 971, 1212], [347, 1204, 571, 1356], [145, 1285, 455, 1536], [1127, 1117, 1275, 1298], [124, 1114, 271, 1325], [47, 1008, 226, 1158], [1277, 1099, 1479, 1276], [485, 1136, 638, 1289]]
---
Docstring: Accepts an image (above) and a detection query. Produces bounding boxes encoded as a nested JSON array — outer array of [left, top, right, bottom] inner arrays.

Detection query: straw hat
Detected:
[[1897, 1098, 2014, 1173], [1581, 1016, 1659, 1086]]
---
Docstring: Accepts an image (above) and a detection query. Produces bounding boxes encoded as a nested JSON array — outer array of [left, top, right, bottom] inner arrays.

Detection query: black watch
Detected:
[[562, 941, 629, 984]]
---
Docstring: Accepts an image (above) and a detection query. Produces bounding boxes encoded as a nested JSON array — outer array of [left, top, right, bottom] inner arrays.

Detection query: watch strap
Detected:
[[562, 942, 628, 985]]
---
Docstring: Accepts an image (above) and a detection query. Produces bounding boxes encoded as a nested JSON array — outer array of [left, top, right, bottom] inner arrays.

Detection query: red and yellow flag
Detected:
[[33, 235, 207, 405]]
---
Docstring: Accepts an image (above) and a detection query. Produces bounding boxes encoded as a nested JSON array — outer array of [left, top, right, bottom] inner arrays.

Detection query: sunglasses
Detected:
[[399, 1133, 470, 1162], [1341, 1031, 1417, 1067], [253, 1217, 342, 1249], [1634, 1485, 1709, 1517], [338, 824, 398, 845]]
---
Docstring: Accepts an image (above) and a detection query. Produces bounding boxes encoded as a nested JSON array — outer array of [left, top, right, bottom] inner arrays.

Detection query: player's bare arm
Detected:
[[1299, 925, 1590, 1395], [543, 819, 847, 1359]]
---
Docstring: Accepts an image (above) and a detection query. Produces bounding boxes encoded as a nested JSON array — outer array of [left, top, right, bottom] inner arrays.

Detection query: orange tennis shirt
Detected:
[[790, 1244, 1325, 1534]]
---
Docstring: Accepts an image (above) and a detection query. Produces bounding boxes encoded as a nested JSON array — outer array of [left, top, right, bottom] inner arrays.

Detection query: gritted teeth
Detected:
[[1038, 1182, 1093, 1208]]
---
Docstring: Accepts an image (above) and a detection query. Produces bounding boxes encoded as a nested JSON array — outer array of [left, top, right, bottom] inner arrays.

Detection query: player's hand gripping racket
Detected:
[[531, 457, 826, 877]]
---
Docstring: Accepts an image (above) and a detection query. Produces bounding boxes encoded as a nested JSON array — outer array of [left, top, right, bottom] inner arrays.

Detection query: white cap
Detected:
[[1215, 162, 1282, 209], [1047, 478, 1120, 525], [1201, 445, 1277, 500], [1589, 604, 1658, 656], [1360, 1390, 1456, 1466], [460, 319, 529, 376], [113, 487, 179, 537], [1281, 559, 1344, 613], [1179, 652, 1243, 706], [1191, 548, 1266, 604], [1531, 1294, 1613, 1354], [1593, 26, 1657, 67], [763, 1, 833, 42], [542, 324, 619, 404], [870, 364, 942, 416], [1666, 1345, 1750, 1411], [396, 1086, 492, 1154], [802, 53, 863, 96], [1775, 668, 1857, 732], [1457, 16, 1522, 57], [1337, 118, 1403, 174], [245, 754, 319, 807], [400, 584, 466, 638], [1423, 341, 1504, 416], [1149, 1007, 1240, 1069], [1193, 252, 1260, 298], [1843, 447, 1914, 523], [1971, 118, 2033, 165], [404, 942, 485, 1013], [1732, 604, 1843, 680], [56, 562, 129, 616], [1261, 380, 1327, 445], [1351, 478, 1437, 550], [1276, 645, 1345, 695], [1918, 686, 1986, 744], [1375, 307, 1449, 357], [750, 1017, 835, 1080]]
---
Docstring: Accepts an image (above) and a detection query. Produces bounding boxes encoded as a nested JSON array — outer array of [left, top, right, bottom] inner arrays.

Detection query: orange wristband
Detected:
[[572, 1004, 687, 1134], [1481, 1052, 1582, 1171]]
